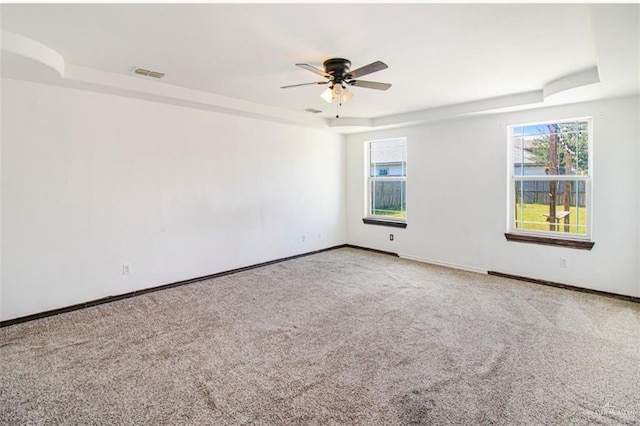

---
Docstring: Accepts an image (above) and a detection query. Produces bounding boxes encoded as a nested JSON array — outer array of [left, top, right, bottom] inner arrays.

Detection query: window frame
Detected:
[[507, 117, 593, 242], [365, 137, 407, 226]]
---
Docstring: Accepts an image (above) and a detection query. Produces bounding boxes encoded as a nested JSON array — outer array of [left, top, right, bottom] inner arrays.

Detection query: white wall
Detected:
[[2, 79, 637, 322], [1, 78, 346, 321], [346, 96, 640, 297]]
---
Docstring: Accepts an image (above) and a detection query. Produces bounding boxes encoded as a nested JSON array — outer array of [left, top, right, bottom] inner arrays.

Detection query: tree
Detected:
[[529, 122, 589, 175], [528, 122, 588, 232]]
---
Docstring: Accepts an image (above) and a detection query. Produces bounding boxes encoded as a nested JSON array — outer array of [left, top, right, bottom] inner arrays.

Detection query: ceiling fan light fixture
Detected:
[[320, 87, 333, 103], [321, 85, 354, 104], [340, 87, 354, 104]]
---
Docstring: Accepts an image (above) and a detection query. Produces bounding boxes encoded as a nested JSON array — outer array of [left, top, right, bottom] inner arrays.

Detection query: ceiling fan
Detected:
[[281, 58, 391, 115]]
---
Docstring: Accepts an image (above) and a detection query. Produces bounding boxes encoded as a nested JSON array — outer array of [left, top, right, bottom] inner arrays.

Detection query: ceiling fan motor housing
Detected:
[[323, 58, 352, 84]]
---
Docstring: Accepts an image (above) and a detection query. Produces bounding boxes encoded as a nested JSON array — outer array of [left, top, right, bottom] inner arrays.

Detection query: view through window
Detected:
[[368, 138, 407, 221], [510, 118, 591, 238]]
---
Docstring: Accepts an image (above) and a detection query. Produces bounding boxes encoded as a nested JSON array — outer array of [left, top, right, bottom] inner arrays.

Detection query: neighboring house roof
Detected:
[[513, 137, 543, 166]]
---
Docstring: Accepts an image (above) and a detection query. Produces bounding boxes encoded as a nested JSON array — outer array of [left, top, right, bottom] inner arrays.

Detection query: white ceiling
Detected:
[[1, 3, 638, 133]]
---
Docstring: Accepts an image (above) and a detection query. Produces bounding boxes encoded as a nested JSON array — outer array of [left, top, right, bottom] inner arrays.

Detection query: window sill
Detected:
[[504, 233, 594, 250], [362, 218, 407, 228]]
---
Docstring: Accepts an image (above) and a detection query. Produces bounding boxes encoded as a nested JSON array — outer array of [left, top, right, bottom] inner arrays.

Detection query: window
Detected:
[[366, 138, 407, 224], [508, 118, 592, 241]]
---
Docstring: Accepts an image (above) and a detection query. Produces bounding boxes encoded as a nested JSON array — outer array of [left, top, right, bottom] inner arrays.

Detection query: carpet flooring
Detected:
[[1, 247, 639, 425]]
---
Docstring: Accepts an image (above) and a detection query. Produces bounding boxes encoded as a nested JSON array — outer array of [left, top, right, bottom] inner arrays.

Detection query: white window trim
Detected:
[[507, 117, 593, 241], [366, 137, 407, 223]]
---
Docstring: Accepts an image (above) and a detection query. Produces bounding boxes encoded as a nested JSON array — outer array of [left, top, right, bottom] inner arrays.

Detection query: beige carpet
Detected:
[[1, 247, 639, 425]]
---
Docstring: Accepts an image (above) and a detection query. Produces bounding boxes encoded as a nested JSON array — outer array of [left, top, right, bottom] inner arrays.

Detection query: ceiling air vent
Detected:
[[133, 67, 165, 79], [305, 108, 322, 114]]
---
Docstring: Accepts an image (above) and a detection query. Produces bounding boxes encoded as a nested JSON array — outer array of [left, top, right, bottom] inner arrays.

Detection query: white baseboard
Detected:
[[398, 253, 487, 274]]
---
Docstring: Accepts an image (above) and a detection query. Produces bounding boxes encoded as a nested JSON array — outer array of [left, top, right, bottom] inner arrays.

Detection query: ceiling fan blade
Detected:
[[281, 81, 329, 89], [296, 63, 333, 79], [349, 80, 392, 90], [348, 61, 388, 79]]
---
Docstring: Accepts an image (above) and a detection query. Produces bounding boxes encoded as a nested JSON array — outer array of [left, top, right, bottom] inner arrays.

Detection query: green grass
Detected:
[[515, 202, 587, 234], [372, 207, 406, 219]]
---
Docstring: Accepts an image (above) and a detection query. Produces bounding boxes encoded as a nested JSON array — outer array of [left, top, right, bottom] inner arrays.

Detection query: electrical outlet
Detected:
[[389, 234, 394, 241], [122, 263, 132, 275], [560, 257, 568, 268], [301, 235, 306, 242], [317, 233, 322, 240]]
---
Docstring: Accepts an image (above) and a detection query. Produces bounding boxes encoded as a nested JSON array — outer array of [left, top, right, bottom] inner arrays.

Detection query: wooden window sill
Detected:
[[504, 233, 594, 250], [362, 218, 407, 228]]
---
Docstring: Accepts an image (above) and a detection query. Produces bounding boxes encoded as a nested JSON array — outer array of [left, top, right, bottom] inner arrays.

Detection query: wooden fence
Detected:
[[516, 181, 586, 207], [373, 180, 585, 209], [372, 181, 406, 209]]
